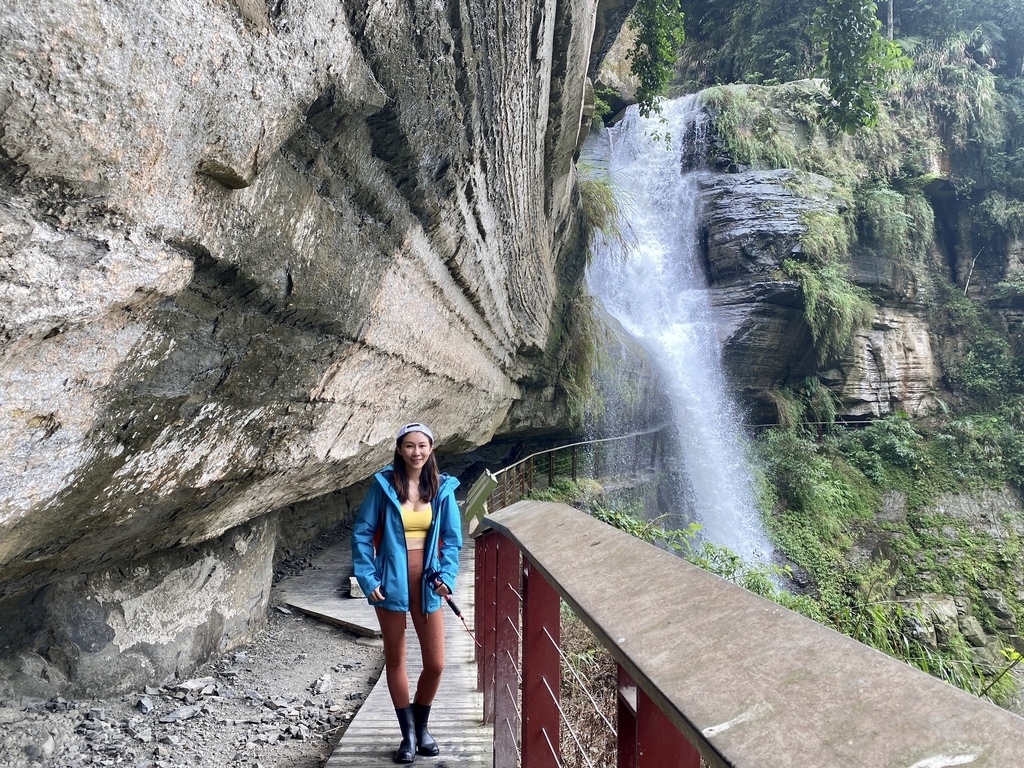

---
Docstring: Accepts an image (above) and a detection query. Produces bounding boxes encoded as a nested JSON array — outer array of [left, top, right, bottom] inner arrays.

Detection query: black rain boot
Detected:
[[412, 701, 439, 756], [394, 706, 417, 763]]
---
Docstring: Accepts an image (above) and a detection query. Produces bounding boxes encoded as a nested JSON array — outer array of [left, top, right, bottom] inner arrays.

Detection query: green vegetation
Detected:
[[783, 258, 874, 363], [628, 0, 687, 117], [570, 0, 1024, 708], [810, 0, 911, 132], [592, 84, 620, 126], [529, 479, 816, 613], [700, 86, 803, 169], [579, 171, 630, 257], [529, 413, 1024, 707], [857, 187, 936, 264], [753, 406, 1024, 704], [934, 286, 1024, 401], [558, 291, 607, 429]]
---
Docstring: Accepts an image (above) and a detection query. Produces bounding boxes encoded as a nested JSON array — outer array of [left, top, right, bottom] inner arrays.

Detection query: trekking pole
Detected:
[[434, 579, 482, 648]]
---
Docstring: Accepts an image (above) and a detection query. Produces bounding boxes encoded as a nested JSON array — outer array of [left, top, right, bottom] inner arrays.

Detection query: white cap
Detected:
[[396, 422, 434, 443]]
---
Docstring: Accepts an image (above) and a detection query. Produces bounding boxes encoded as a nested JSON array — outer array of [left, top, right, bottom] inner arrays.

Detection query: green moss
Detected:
[[701, 85, 802, 169], [783, 257, 874, 363], [558, 289, 608, 429], [798, 207, 852, 262]]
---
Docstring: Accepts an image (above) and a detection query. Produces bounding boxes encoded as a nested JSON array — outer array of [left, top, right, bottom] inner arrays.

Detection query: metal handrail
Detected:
[[463, 424, 670, 525], [483, 424, 670, 518], [493, 423, 671, 476]]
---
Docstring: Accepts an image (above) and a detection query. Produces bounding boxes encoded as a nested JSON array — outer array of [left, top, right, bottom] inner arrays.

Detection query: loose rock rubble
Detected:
[[0, 606, 383, 767]]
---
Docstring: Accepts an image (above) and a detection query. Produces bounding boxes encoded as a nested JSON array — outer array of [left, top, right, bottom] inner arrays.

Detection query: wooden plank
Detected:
[[482, 501, 1024, 768], [465, 470, 499, 524], [327, 530, 493, 767], [276, 538, 381, 638]]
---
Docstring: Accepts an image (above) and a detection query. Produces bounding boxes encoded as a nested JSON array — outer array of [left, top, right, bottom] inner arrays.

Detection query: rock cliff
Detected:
[[0, 0, 613, 694], [683, 83, 960, 423], [698, 167, 941, 420]]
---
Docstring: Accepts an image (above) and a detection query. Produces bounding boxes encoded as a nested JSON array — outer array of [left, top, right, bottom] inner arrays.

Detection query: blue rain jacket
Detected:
[[351, 466, 462, 614]]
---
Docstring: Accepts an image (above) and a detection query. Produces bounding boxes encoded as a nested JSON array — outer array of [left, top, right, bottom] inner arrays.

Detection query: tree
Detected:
[[810, 0, 910, 132], [628, 0, 687, 117]]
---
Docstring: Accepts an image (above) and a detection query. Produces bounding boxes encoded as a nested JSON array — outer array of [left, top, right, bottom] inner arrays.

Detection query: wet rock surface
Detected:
[[0, 605, 382, 768], [697, 167, 941, 420]]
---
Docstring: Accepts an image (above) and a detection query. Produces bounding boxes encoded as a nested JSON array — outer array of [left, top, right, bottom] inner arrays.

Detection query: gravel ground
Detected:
[[0, 562, 383, 768]]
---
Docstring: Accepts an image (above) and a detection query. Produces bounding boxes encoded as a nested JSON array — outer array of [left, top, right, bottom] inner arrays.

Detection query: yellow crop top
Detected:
[[402, 503, 432, 549]]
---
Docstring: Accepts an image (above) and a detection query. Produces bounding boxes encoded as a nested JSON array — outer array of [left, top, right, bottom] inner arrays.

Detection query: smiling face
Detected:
[[398, 431, 433, 473]]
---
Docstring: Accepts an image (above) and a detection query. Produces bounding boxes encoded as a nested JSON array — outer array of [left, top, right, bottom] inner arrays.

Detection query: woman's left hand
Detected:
[[432, 581, 450, 597]]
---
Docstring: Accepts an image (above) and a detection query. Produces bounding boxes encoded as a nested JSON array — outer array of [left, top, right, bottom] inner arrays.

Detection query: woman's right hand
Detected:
[[369, 586, 385, 603]]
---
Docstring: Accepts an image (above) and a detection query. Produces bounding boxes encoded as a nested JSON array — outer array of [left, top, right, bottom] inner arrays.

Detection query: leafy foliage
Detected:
[[810, 0, 911, 132], [628, 0, 687, 117], [783, 257, 874, 363], [701, 85, 802, 169], [579, 173, 626, 258], [893, 27, 1002, 152], [755, 413, 1024, 703], [934, 286, 1024, 401], [530, 424, 1024, 705]]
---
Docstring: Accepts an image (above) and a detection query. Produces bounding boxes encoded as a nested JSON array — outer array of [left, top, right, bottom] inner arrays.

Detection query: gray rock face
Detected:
[[0, 516, 274, 698], [699, 169, 839, 406], [0, 0, 607, 690], [700, 169, 834, 285], [697, 168, 941, 419], [829, 308, 941, 418]]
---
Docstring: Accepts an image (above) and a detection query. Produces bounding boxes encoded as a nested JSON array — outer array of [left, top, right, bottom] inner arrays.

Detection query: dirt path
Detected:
[[0, 548, 383, 768]]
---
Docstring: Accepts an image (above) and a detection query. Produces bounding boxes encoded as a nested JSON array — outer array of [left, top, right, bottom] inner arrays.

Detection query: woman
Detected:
[[351, 422, 462, 763]]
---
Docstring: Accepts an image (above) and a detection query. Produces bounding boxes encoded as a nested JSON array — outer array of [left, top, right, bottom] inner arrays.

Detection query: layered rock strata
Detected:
[[0, 0, 606, 692], [697, 169, 941, 419]]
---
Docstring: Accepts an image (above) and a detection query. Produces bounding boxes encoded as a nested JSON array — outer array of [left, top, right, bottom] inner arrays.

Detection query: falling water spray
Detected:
[[585, 95, 773, 564]]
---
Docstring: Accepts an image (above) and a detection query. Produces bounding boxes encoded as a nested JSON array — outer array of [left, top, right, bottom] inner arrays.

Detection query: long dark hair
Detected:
[[392, 447, 440, 503]]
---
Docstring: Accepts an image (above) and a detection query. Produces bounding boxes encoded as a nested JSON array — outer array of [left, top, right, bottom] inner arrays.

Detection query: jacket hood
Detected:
[[374, 465, 460, 503]]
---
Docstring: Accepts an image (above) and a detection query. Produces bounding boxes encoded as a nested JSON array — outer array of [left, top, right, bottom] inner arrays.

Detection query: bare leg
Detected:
[[407, 549, 446, 705]]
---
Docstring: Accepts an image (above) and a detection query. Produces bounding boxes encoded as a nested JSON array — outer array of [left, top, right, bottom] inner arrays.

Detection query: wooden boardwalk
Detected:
[[281, 532, 493, 767]]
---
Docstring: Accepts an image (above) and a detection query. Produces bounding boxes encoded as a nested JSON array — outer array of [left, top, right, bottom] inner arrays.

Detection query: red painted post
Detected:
[[521, 560, 560, 768], [478, 532, 497, 722], [617, 666, 700, 768], [636, 685, 701, 768], [493, 534, 521, 768], [617, 665, 638, 768]]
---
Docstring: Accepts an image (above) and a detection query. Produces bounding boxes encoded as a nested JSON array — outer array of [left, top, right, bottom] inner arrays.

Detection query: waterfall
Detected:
[[585, 95, 773, 564]]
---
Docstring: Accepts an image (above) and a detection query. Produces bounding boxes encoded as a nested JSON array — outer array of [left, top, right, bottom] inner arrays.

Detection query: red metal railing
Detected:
[[473, 501, 1024, 768], [475, 526, 700, 767]]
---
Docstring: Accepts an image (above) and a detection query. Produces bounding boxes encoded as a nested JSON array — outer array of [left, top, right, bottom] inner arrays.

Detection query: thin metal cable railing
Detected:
[[486, 572, 620, 768], [555, 612, 618, 768], [542, 626, 616, 738], [483, 424, 670, 514]]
